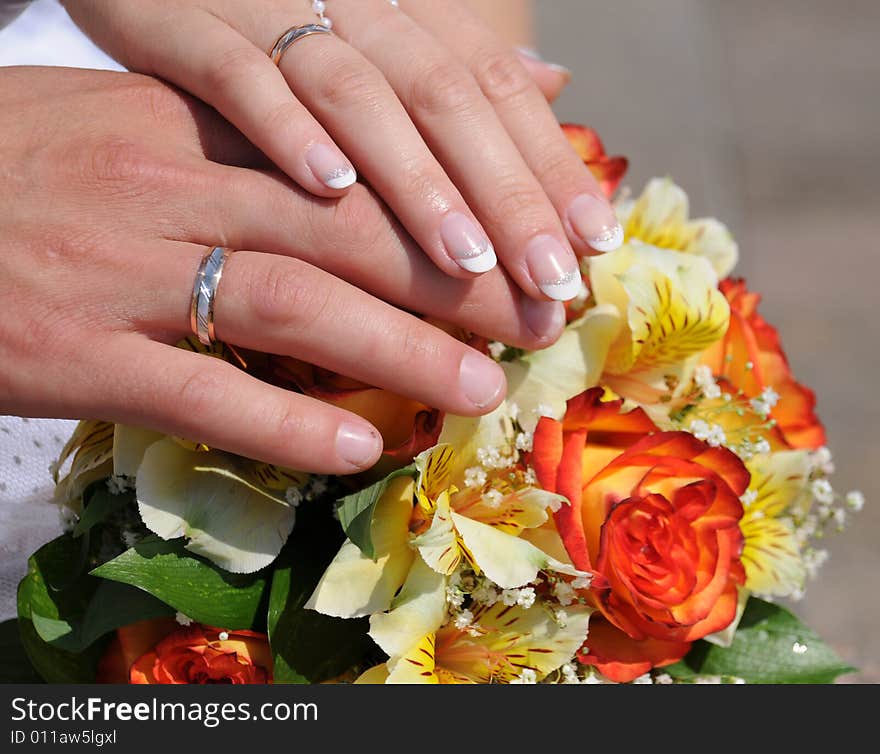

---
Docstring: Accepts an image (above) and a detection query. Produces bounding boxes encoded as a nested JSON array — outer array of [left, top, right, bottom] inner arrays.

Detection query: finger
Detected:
[[135, 8, 357, 196], [404, 1, 624, 257], [147, 244, 508, 418], [159, 158, 566, 348], [515, 47, 571, 103], [232, 10, 497, 279], [92, 335, 382, 474], [331, 0, 582, 301]]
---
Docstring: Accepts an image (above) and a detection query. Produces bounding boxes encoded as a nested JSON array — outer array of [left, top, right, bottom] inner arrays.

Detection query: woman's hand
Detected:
[[62, 0, 622, 301], [0, 67, 563, 473]]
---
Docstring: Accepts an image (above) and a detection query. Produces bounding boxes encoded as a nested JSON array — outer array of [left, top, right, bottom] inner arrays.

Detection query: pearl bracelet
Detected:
[[313, 0, 399, 30]]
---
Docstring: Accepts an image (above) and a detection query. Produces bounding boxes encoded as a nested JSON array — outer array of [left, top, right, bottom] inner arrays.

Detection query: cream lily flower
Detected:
[[113, 425, 308, 574], [359, 561, 591, 684], [588, 243, 730, 404], [740, 450, 811, 597], [616, 177, 739, 278]]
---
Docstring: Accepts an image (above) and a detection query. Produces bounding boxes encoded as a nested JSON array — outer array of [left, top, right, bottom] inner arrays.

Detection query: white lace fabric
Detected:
[[0, 417, 77, 619]]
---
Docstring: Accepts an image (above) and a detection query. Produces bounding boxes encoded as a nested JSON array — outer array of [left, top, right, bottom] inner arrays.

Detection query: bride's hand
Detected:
[[62, 0, 622, 301], [0, 67, 562, 473]]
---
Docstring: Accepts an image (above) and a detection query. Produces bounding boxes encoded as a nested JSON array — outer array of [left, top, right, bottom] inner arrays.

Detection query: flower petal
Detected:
[[369, 557, 447, 659], [136, 439, 295, 573], [503, 305, 623, 432], [306, 477, 416, 618], [450, 512, 586, 588]]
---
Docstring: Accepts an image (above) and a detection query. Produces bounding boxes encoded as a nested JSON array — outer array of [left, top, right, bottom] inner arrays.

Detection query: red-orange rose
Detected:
[[562, 124, 628, 198], [97, 619, 272, 684], [702, 279, 825, 450], [532, 388, 748, 682]]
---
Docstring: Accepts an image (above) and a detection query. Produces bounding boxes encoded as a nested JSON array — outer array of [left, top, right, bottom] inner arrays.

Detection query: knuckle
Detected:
[[472, 49, 534, 104], [388, 319, 442, 370], [74, 136, 161, 189], [174, 366, 230, 419], [248, 260, 331, 333], [408, 59, 479, 115], [204, 45, 267, 95], [487, 179, 549, 226], [327, 192, 388, 254], [318, 58, 384, 110]]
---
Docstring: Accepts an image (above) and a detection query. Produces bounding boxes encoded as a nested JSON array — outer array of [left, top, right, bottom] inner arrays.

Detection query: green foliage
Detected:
[[268, 502, 372, 683], [337, 464, 416, 559], [670, 597, 855, 684], [92, 537, 269, 630], [0, 619, 43, 684]]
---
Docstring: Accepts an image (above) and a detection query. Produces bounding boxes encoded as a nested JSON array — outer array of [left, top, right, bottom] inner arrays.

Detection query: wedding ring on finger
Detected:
[[268, 23, 333, 66], [190, 246, 232, 346]]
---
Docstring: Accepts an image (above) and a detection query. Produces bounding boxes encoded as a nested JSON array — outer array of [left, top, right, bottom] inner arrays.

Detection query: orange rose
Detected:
[[702, 279, 825, 450], [272, 357, 441, 473], [97, 619, 272, 684], [531, 389, 747, 682], [562, 124, 628, 198]]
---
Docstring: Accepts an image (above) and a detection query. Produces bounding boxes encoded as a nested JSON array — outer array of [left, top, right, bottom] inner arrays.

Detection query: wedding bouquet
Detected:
[[7, 125, 864, 685]]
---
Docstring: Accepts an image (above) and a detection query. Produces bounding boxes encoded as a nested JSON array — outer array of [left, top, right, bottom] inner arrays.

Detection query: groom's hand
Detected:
[[0, 67, 564, 473]]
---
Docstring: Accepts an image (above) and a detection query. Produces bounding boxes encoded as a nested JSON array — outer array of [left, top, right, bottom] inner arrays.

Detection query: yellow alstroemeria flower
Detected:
[[357, 559, 592, 684], [52, 420, 115, 510], [588, 243, 731, 404], [307, 407, 587, 622], [616, 177, 739, 278], [740, 450, 811, 597]]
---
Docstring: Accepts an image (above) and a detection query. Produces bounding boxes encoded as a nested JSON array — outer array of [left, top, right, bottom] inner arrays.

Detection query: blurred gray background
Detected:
[[538, 0, 879, 681]]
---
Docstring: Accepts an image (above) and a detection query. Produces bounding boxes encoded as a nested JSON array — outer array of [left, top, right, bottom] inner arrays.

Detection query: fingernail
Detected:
[[335, 422, 382, 467], [515, 46, 572, 77], [440, 212, 497, 273], [525, 234, 582, 301], [459, 351, 506, 410], [521, 297, 566, 341], [306, 143, 357, 189], [567, 193, 624, 252]]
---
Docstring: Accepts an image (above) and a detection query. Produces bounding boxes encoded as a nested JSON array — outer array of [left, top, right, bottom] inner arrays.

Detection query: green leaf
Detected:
[[268, 502, 373, 683], [0, 619, 43, 683], [16, 536, 105, 683], [337, 464, 416, 559], [37, 581, 174, 653], [91, 536, 269, 630], [17, 533, 173, 655], [73, 485, 133, 537], [674, 598, 856, 684]]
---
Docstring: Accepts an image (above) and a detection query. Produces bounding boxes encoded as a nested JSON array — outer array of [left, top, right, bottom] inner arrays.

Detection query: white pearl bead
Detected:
[[322, 17, 333, 29], [313, 0, 326, 12]]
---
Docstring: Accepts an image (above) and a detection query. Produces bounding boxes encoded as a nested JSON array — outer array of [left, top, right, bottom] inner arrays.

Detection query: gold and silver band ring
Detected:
[[268, 23, 332, 66], [190, 246, 231, 346]]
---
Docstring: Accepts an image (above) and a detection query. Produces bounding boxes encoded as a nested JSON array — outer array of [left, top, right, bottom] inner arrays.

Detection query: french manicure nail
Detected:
[[459, 351, 506, 410], [306, 143, 357, 189], [515, 46, 572, 76], [525, 234, 582, 301], [440, 212, 497, 273], [521, 296, 566, 341], [335, 422, 382, 467], [567, 193, 624, 252]]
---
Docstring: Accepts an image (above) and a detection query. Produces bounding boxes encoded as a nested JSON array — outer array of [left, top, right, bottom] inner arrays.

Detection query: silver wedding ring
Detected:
[[268, 23, 332, 66], [190, 246, 231, 346]]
